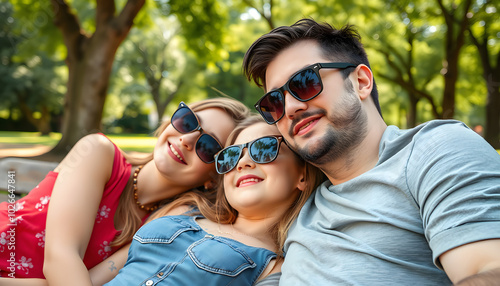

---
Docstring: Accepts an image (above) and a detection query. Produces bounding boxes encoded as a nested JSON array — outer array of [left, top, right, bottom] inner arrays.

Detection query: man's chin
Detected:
[[296, 145, 332, 165]]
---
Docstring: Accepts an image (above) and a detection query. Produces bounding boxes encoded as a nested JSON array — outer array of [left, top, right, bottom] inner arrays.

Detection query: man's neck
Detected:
[[321, 119, 387, 185]]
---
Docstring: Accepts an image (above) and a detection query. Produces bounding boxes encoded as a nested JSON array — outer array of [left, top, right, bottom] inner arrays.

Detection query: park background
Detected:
[[0, 0, 499, 161]]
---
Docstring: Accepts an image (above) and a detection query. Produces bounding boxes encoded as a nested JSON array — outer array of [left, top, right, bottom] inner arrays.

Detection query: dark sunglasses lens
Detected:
[[249, 137, 279, 163], [258, 91, 284, 123], [196, 134, 222, 163], [216, 145, 242, 174], [289, 68, 322, 100], [171, 107, 198, 133]]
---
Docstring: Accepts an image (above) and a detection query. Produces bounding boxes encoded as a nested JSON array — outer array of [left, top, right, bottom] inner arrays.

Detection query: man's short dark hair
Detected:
[[243, 18, 381, 115]]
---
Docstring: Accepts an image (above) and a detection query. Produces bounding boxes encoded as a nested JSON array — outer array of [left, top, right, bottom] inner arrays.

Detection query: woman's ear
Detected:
[[354, 64, 373, 101], [296, 169, 307, 192], [203, 179, 216, 191]]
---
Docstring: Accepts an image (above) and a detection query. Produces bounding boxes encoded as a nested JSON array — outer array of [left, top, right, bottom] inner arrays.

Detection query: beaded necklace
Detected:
[[133, 165, 159, 212]]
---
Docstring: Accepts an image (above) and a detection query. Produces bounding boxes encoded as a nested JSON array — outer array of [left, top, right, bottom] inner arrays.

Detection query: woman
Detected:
[[103, 116, 325, 285], [0, 98, 249, 285]]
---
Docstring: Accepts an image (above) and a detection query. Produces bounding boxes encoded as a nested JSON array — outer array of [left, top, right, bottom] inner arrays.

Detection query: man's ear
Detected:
[[354, 64, 374, 101]]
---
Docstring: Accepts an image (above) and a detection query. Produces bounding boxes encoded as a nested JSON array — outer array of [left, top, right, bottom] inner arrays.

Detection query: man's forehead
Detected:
[[264, 41, 324, 90]]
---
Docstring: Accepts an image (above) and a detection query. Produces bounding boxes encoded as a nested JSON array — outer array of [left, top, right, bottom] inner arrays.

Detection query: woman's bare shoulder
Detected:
[[55, 133, 115, 173]]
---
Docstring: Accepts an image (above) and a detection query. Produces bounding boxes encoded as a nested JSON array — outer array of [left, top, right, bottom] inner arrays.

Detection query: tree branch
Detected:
[[96, 0, 116, 26], [50, 0, 87, 60], [242, 0, 274, 29], [378, 72, 440, 118], [454, 0, 473, 54], [114, 0, 145, 38], [377, 47, 405, 82]]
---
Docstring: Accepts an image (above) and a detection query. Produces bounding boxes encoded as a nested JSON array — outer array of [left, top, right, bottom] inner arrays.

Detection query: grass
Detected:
[[0, 131, 156, 153]]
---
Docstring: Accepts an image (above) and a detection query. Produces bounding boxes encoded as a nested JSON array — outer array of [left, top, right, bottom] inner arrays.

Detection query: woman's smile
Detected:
[[167, 142, 186, 164]]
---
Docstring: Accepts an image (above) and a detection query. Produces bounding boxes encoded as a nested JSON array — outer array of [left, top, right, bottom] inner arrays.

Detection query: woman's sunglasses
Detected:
[[254, 62, 357, 124], [214, 135, 284, 174], [170, 102, 222, 164]]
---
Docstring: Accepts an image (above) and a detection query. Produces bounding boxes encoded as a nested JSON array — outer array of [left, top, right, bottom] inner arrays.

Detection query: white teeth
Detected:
[[299, 121, 312, 131], [170, 144, 183, 161], [240, 178, 261, 185]]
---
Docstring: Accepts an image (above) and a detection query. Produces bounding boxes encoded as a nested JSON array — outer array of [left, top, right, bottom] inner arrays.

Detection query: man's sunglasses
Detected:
[[170, 102, 222, 164], [214, 135, 284, 174], [254, 62, 357, 124]]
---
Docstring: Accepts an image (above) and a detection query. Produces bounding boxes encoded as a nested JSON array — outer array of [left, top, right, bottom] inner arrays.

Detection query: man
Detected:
[[243, 18, 500, 285]]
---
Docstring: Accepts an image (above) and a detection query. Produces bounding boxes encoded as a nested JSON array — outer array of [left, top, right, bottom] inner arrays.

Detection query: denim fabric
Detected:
[[106, 215, 276, 286]]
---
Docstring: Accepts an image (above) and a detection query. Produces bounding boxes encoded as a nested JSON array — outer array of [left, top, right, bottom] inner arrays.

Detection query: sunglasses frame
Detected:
[[214, 135, 284, 174], [255, 62, 357, 124], [170, 101, 223, 164]]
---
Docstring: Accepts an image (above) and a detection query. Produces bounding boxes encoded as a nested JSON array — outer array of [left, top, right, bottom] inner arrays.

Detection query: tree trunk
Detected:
[[42, 0, 145, 160], [37, 106, 52, 136], [441, 65, 458, 119], [485, 86, 500, 149], [407, 94, 418, 128], [436, 0, 472, 119], [52, 41, 111, 154], [468, 16, 500, 149], [17, 96, 52, 135]]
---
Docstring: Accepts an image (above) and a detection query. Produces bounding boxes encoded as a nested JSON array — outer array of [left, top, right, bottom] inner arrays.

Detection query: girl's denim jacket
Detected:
[[105, 215, 276, 286]]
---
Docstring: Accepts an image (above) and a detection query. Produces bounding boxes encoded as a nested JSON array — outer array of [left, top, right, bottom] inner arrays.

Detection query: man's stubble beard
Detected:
[[294, 83, 368, 166]]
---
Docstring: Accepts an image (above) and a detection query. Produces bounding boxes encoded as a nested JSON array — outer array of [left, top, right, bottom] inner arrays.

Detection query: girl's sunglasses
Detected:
[[170, 102, 222, 164], [214, 135, 284, 174], [254, 62, 357, 124]]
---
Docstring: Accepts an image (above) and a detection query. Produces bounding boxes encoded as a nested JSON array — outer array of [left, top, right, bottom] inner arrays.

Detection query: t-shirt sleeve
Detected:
[[406, 121, 500, 268]]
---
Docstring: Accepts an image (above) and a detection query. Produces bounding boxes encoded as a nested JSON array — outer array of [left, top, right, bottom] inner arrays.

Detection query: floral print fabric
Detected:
[[0, 136, 131, 278]]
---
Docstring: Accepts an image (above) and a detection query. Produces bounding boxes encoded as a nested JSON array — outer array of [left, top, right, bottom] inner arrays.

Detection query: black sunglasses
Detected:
[[254, 62, 357, 124], [170, 102, 222, 164], [214, 135, 284, 174]]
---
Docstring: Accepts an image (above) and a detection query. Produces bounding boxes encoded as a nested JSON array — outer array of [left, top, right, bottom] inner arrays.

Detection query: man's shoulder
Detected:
[[379, 120, 474, 164], [411, 120, 480, 149], [399, 119, 468, 136], [401, 120, 498, 170], [385, 120, 471, 146], [414, 119, 468, 133]]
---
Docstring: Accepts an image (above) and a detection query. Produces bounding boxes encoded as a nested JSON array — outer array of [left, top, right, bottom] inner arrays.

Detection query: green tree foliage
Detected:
[[2, 0, 499, 151], [0, 2, 64, 134], [363, 0, 446, 127], [156, 0, 228, 62], [110, 14, 195, 128]]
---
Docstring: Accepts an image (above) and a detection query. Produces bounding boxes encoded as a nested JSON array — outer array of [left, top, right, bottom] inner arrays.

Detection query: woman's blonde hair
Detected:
[[112, 97, 250, 247], [151, 116, 326, 259]]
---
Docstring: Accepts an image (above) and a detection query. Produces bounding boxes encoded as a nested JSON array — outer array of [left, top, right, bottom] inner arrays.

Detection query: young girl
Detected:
[[102, 116, 325, 285], [0, 98, 249, 285]]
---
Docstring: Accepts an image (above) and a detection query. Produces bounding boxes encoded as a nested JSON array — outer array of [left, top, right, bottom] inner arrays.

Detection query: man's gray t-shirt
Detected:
[[280, 120, 500, 285]]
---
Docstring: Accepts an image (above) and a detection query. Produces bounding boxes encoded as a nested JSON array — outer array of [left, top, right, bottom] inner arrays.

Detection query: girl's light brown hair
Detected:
[[112, 97, 250, 247], [211, 116, 325, 258]]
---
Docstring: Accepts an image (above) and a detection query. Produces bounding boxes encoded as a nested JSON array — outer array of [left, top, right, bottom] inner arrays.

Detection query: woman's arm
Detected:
[[43, 134, 115, 286], [89, 243, 131, 286], [0, 278, 48, 286], [0, 243, 130, 286], [89, 205, 191, 285]]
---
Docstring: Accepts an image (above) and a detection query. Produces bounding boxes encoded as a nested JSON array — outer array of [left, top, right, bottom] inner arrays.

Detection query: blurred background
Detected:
[[1, 0, 499, 160]]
